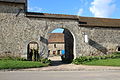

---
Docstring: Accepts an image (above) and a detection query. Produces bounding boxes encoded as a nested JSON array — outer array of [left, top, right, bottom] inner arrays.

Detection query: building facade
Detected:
[[48, 33, 65, 56], [1, 0, 120, 61]]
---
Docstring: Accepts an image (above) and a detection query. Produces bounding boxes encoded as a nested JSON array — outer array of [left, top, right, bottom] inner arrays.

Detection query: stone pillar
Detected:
[[63, 29, 74, 63]]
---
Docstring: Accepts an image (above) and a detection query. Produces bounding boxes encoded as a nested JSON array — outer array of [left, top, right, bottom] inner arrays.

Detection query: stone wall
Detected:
[[0, 1, 79, 58], [77, 26, 120, 56], [48, 43, 64, 55], [1, 1, 120, 59], [64, 29, 74, 61], [0, 2, 25, 57]]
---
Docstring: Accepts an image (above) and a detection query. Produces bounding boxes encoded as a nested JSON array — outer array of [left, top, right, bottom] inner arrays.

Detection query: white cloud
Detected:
[[77, 8, 83, 16], [89, 0, 116, 18], [28, 7, 42, 12]]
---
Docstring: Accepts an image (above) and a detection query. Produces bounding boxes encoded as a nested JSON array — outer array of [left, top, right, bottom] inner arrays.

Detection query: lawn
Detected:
[[0, 60, 48, 69], [83, 58, 120, 67]]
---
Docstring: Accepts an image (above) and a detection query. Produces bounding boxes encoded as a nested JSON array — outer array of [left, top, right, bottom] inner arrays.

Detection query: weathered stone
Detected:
[[0, 1, 120, 60]]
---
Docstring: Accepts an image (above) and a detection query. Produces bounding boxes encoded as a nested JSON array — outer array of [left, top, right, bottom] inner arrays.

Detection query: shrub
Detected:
[[73, 56, 89, 64], [39, 58, 51, 65], [73, 52, 120, 64]]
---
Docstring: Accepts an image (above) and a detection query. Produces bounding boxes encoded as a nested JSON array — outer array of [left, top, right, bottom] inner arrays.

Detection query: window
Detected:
[[118, 47, 120, 51], [54, 44, 57, 48], [53, 51, 56, 55], [57, 50, 60, 55], [48, 50, 50, 54]]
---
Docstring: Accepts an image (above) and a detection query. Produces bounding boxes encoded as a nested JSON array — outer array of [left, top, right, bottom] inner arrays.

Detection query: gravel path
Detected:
[[19, 61, 120, 71]]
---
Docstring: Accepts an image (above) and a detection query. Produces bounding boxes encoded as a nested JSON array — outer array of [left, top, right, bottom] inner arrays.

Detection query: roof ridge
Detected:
[[0, 0, 25, 3], [79, 16, 120, 20]]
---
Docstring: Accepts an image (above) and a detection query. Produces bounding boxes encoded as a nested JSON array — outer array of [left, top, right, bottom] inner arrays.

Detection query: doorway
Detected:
[[27, 42, 39, 61], [48, 28, 74, 63]]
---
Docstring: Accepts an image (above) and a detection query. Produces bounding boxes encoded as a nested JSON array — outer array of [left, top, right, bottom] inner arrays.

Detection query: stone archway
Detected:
[[63, 29, 74, 63], [47, 28, 76, 63], [27, 42, 39, 61]]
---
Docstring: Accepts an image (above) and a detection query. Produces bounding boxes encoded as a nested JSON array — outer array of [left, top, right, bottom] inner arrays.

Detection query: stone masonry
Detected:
[[0, 0, 120, 59]]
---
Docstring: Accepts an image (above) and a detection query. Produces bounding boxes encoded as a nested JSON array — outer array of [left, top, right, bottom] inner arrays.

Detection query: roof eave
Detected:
[[25, 12, 79, 20], [79, 24, 120, 28], [0, 0, 25, 4]]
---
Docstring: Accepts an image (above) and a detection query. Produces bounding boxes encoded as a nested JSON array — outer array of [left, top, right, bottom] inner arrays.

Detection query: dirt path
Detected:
[[19, 62, 120, 71]]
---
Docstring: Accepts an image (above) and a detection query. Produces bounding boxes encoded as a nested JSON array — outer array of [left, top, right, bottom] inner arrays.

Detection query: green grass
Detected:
[[0, 60, 48, 69], [83, 58, 120, 67]]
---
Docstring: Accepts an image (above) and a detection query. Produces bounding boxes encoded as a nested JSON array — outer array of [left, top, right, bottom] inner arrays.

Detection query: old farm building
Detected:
[[48, 33, 65, 56]]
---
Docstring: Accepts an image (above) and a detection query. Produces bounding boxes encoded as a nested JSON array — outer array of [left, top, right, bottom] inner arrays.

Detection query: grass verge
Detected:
[[0, 60, 48, 69], [83, 58, 120, 67]]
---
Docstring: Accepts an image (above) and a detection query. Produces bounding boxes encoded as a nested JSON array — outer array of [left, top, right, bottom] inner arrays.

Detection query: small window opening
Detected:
[[53, 51, 56, 55], [57, 50, 60, 55], [48, 50, 50, 54], [54, 44, 57, 48], [118, 47, 120, 51]]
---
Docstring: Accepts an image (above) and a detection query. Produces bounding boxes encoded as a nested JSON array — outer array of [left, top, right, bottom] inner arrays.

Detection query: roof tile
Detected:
[[48, 33, 64, 43]]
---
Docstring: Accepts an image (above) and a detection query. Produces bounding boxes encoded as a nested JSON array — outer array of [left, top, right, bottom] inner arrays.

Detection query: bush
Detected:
[[73, 52, 120, 65], [73, 56, 89, 64], [39, 58, 51, 65]]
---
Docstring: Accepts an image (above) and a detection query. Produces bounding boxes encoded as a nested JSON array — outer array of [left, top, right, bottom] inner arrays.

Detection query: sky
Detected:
[[28, 0, 120, 33], [51, 28, 64, 33]]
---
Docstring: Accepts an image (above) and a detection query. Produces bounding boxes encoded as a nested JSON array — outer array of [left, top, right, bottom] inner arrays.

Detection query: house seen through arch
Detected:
[[48, 28, 74, 63]]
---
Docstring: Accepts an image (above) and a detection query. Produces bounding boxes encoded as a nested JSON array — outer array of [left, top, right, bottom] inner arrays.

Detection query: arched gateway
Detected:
[[48, 28, 76, 63], [1, 0, 120, 61], [39, 21, 78, 63]]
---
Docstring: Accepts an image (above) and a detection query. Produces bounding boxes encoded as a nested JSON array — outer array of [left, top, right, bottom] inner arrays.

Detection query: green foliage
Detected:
[[73, 52, 120, 65], [0, 56, 27, 61], [72, 56, 88, 64], [84, 59, 120, 66], [0, 57, 51, 69], [39, 58, 51, 64], [0, 60, 48, 69]]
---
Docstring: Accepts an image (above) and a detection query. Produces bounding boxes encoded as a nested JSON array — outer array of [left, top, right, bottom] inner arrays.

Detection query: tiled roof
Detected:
[[26, 12, 120, 27], [26, 12, 78, 20], [48, 33, 64, 43], [0, 0, 25, 3], [79, 16, 120, 27]]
